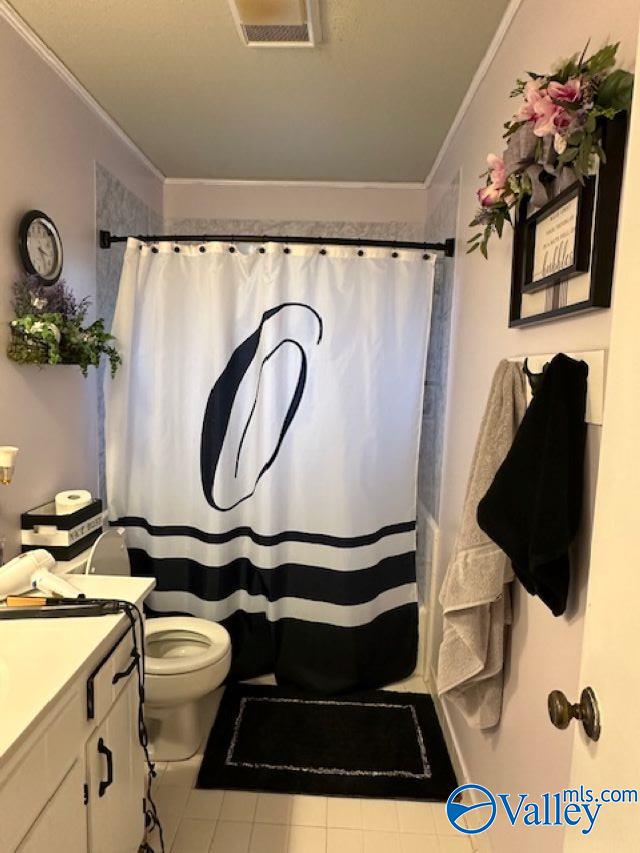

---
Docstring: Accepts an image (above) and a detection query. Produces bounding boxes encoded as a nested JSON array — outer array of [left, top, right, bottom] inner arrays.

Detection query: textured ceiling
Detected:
[[9, 0, 509, 181]]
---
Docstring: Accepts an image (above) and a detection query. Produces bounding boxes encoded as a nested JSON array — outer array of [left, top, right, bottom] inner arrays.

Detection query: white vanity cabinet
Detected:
[[85, 675, 145, 853], [0, 629, 146, 852], [17, 760, 88, 853], [0, 577, 155, 853]]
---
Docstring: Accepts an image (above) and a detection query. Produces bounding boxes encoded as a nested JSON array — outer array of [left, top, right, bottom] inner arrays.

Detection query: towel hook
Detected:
[[523, 358, 549, 396]]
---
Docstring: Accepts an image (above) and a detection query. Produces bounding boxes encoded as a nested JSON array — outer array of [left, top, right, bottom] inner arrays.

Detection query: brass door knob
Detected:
[[548, 686, 601, 742]]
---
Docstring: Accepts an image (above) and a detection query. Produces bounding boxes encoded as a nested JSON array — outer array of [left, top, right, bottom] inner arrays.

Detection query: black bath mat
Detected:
[[197, 684, 457, 801]]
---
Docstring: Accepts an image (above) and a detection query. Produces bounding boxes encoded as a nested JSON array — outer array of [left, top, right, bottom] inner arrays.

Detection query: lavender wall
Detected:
[[0, 16, 162, 557], [426, 1, 638, 851], [163, 180, 428, 229]]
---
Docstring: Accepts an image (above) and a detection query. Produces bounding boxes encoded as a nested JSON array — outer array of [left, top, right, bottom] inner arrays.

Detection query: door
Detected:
[[17, 759, 87, 852], [564, 21, 640, 851], [86, 675, 145, 853]]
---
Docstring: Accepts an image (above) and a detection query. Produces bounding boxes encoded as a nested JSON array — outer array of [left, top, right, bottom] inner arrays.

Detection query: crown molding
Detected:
[[164, 177, 427, 191], [425, 0, 524, 188], [0, 0, 165, 182]]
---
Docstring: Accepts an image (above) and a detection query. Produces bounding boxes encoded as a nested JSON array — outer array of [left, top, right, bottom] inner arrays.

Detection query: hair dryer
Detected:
[[0, 550, 79, 600]]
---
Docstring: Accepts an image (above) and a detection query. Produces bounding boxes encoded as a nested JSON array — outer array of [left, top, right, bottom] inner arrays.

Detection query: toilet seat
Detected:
[[145, 616, 231, 676]]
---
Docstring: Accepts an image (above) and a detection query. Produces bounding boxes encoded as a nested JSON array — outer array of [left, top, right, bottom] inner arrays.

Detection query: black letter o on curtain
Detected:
[[201, 303, 323, 511]]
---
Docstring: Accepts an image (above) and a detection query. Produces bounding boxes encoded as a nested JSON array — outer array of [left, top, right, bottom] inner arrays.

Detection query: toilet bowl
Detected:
[[144, 617, 231, 761], [83, 529, 232, 761]]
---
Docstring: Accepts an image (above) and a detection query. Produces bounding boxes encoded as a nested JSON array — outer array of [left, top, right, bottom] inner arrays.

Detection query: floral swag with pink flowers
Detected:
[[469, 43, 633, 257]]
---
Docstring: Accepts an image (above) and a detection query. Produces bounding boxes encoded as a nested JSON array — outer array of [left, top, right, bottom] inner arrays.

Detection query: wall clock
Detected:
[[18, 210, 63, 285]]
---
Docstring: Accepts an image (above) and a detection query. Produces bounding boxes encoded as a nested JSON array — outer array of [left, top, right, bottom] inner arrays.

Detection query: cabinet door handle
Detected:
[[97, 737, 114, 797]]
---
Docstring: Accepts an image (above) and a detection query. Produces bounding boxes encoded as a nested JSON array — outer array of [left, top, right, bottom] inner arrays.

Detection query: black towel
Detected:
[[477, 354, 587, 616]]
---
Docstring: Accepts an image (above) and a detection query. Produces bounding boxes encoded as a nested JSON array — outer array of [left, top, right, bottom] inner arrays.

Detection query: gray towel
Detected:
[[437, 360, 527, 729]]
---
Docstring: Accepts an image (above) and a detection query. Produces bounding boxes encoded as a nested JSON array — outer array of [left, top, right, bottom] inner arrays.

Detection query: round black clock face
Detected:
[[18, 210, 63, 285]]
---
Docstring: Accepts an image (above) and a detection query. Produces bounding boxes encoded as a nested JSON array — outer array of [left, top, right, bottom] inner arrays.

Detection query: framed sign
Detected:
[[523, 180, 594, 294], [509, 112, 628, 327]]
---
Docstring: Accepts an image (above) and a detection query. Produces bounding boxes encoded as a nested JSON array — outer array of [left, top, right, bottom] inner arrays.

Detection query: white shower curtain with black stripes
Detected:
[[106, 238, 433, 693]]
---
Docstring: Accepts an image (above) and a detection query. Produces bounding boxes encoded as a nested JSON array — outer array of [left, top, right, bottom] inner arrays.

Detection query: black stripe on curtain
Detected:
[[144, 602, 419, 694], [115, 517, 415, 548], [129, 549, 416, 607]]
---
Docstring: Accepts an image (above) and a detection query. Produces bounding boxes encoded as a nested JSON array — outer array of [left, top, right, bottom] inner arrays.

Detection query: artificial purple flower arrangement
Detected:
[[7, 276, 121, 377], [469, 43, 633, 257]]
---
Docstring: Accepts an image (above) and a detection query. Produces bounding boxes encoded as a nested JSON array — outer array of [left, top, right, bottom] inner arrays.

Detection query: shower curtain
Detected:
[[106, 238, 433, 693]]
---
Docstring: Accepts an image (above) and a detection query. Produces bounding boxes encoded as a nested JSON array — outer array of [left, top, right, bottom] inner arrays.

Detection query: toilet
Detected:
[[144, 617, 231, 761], [84, 528, 232, 761]]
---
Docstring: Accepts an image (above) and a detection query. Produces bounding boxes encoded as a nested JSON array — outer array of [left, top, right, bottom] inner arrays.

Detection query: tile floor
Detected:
[[146, 675, 479, 853]]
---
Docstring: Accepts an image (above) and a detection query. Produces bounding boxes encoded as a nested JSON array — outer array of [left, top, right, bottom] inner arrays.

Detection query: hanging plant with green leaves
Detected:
[[7, 276, 121, 377], [468, 42, 634, 258]]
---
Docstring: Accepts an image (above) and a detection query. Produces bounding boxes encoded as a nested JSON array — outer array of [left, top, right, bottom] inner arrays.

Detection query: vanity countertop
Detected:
[[0, 574, 155, 767]]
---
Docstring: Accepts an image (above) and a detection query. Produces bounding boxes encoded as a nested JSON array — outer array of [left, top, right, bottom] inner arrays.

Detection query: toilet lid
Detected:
[[145, 616, 231, 675], [86, 528, 131, 576]]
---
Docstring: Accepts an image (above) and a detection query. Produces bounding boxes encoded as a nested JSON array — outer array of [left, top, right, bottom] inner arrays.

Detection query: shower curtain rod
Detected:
[[98, 230, 456, 257]]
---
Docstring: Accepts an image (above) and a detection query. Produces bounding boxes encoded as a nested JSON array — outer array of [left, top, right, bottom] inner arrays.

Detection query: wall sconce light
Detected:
[[0, 447, 19, 485]]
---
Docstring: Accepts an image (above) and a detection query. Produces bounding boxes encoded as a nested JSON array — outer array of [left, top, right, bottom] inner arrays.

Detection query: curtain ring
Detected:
[[283, 246, 291, 254], [174, 246, 180, 253], [229, 246, 236, 253], [259, 247, 266, 254], [199, 245, 206, 253], [357, 249, 364, 257], [391, 251, 399, 258], [151, 246, 159, 254], [319, 248, 327, 255]]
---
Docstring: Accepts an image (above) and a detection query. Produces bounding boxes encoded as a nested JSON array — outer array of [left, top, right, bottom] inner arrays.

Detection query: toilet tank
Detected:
[[86, 528, 132, 576]]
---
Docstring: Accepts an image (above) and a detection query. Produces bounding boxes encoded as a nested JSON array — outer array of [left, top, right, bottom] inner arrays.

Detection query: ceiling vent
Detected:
[[228, 0, 321, 47]]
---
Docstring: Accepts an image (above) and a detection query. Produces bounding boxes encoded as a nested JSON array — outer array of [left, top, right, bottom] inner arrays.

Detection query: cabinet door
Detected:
[[17, 759, 87, 853], [86, 675, 145, 853]]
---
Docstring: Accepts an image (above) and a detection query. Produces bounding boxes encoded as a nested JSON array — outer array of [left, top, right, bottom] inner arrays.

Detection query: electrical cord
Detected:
[[80, 598, 165, 853], [115, 600, 165, 853]]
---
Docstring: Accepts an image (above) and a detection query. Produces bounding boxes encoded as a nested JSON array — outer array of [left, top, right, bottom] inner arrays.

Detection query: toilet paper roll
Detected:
[[55, 489, 92, 515]]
